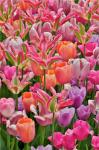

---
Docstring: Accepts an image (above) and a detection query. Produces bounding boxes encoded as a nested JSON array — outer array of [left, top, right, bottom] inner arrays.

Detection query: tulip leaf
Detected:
[[6, 51, 15, 65], [0, 31, 6, 41], [0, 133, 7, 150], [50, 96, 57, 112], [75, 31, 82, 43], [79, 23, 85, 35]]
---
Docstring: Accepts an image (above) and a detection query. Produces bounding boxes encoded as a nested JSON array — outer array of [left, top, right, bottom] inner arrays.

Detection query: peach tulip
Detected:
[[57, 41, 77, 61], [22, 92, 36, 112], [42, 70, 57, 90], [55, 62, 73, 84], [16, 117, 35, 143]]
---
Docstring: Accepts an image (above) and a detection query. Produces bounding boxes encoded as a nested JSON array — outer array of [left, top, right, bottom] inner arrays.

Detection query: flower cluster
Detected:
[[0, 0, 99, 150]]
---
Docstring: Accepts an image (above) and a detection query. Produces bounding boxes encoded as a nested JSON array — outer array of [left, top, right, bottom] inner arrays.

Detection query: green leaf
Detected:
[[6, 51, 15, 65], [0, 133, 7, 150], [0, 31, 6, 41], [50, 96, 57, 112], [75, 31, 82, 43], [79, 23, 85, 35]]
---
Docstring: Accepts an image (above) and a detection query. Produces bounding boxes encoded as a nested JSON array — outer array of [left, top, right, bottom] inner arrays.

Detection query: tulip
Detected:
[[55, 61, 73, 84], [31, 145, 52, 150], [73, 120, 90, 141], [78, 42, 98, 56], [4, 66, 16, 81], [42, 70, 57, 90], [86, 56, 96, 69], [95, 91, 99, 112], [72, 58, 90, 80], [57, 41, 77, 61], [4, 36, 23, 52], [31, 61, 43, 76], [48, 132, 63, 149], [92, 136, 99, 150], [88, 70, 99, 85], [63, 129, 76, 150], [0, 98, 15, 118], [57, 22, 75, 42], [77, 105, 91, 120], [18, 97, 24, 111], [48, 0, 71, 14], [93, 47, 99, 65], [57, 107, 75, 127], [7, 111, 27, 136], [16, 117, 35, 143], [90, 34, 99, 46], [22, 92, 36, 112], [69, 86, 86, 108]]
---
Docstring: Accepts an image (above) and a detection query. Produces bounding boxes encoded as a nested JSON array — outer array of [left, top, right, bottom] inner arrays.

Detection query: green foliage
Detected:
[[0, 31, 6, 41]]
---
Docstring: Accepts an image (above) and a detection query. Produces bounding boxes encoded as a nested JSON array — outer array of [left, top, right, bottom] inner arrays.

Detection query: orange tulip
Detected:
[[16, 117, 35, 143], [55, 62, 73, 84], [22, 92, 36, 112], [42, 70, 57, 90], [57, 41, 77, 61]]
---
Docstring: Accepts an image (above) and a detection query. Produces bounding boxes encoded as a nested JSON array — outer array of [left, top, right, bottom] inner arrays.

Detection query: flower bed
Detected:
[[0, 0, 99, 150]]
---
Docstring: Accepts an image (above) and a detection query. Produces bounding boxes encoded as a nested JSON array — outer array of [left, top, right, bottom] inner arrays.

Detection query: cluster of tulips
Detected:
[[0, 0, 99, 150]]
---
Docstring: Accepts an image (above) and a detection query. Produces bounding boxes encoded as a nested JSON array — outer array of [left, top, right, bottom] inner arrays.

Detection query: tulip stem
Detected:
[[86, 144, 88, 150], [84, 43, 86, 57], [40, 126, 45, 145], [7, 134, 10, 150], [15, 93, 18, 110], [24, 143, 30, 150], [52, 112, 55, 149], [11, 137, 15, 150], [15, 139, 19, 150], [44, 69, 46, 91]]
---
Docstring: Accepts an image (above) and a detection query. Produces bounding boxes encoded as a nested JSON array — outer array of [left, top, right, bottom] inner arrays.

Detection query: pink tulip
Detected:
[[73, 120, 90, 141], [92, 136, 99, 150], [0, 98, 15, 118], [72, 58, 90, 80], [4, 36, 23, 52], [86, 56, 96, 69], [63, 129, 76, 150], [4, 66, 16, 81], [57, 22, 75, 42], [48, 0, 71, 14], [93, 47, 99, 65], [78, 42, 98, 56], [88, 70, 99, 85], [48, 132, 63, 149]]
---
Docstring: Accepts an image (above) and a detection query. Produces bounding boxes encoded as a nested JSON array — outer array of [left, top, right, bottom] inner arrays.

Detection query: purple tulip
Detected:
[[90, 34, 99, 46], [31, 145, 52, 150], [77, 105, 91, 120], [18, 97, 24, 111], [69, 86, 86, 108], [57, 107, 75, 127]]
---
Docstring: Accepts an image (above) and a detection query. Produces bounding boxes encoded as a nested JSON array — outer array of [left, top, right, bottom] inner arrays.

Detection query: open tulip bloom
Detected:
[[0, 0, 99, 150]]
